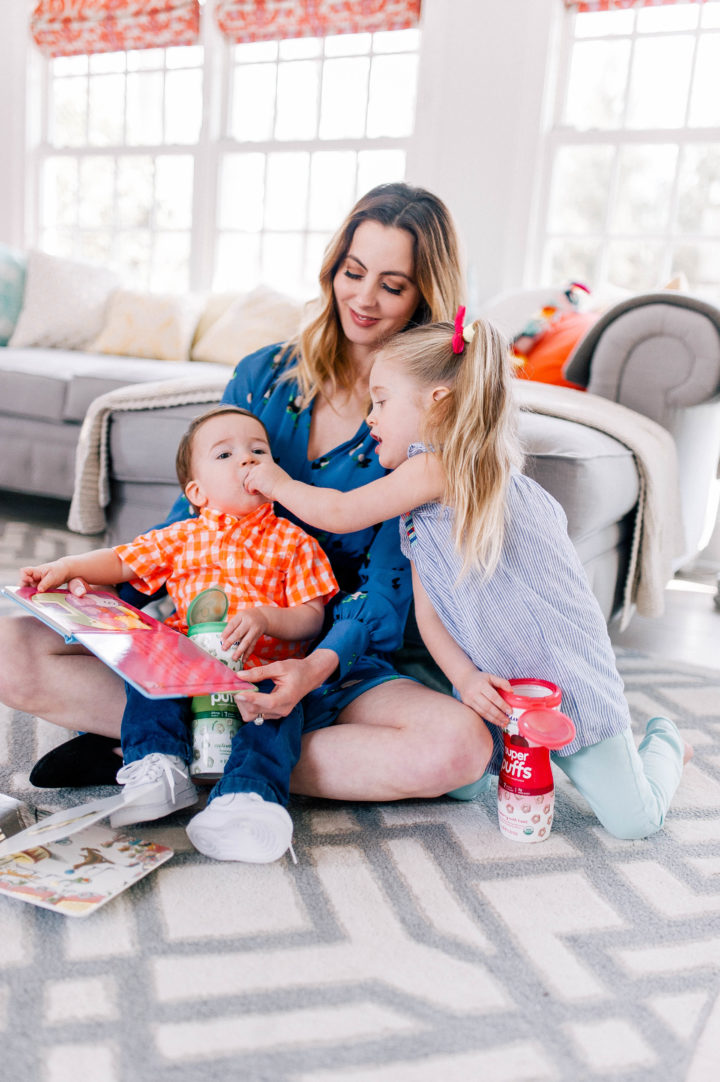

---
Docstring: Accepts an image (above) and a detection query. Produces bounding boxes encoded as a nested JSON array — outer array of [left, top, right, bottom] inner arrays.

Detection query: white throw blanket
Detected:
[[68, 375, 228, 535], [68, 375, 683, 631], [514, 381, 684, 630]]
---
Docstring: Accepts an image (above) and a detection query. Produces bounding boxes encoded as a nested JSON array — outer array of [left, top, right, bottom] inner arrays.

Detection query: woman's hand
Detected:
[[245, 460, 291, 500], [221, 608, 269, 664], [233, 649, 338, 722], [456, 670, 513, 729]]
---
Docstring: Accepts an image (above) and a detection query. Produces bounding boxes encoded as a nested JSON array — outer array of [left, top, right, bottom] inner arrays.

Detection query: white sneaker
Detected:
[[186, 792, 293, 863], [110, 753, 198, 828]]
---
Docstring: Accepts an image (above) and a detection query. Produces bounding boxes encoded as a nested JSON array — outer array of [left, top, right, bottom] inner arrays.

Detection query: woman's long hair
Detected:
[[381, 318, 523, 577], [284, 182, 464, 404]]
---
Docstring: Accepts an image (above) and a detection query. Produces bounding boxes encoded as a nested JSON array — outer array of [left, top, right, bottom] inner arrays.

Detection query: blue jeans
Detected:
[[121, 682, 303, 807]]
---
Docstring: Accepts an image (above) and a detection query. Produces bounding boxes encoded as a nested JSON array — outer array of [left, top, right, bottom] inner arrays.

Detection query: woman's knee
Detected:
[[407, 706, 493, 797], [0, 616, 33, 702]]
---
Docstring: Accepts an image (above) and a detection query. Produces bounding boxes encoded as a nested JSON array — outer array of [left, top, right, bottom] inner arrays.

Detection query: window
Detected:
[[34, 24, 419, 296], [537, 1, 720, 299]]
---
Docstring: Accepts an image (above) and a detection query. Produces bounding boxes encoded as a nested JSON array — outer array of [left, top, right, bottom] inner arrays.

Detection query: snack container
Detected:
[[187, 602, 242, 780], [496, 679, 575, 843]]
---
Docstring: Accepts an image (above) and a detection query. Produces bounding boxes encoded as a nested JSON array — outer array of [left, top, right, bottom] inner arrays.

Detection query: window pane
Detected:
[[611, 145, 677, 232], [280, 38, 321, 59], [51, 77, 87, 147], [166, 46, 203, 69], [574, 11, 635, 37], [320, 57, 370, 139], [165, 69, 202, 144], [219, 153, 266, 231], [676, 145, 720, 233], [626, 36, 694, 128], [373, 30, 420, 53], [155, 156, 193, 229], [231, 64, 276, 141], [309, 151, 357, 230], [367, 55, 417, 137], [275, 61, 320, 140], [325, 33, 370, 57], [42, 158, 78, 228], [52, 56, 88, 76], [117, 156, 154, 229], [564, 40, 631, 130], [637, 6, 699, 33], [89, 52, 125, 74], [688, 36, 720, 127], [265, 153, 309, 230], [233, 42, 277, 62], [702, 2, 720, 29], [605, 240, 665, 291], [672, 242, 720, 298], [547, 145, 614, 234], [78, 157, 115, 229], [151, 232, 190, 291], [115, 231, 152, 287], [356, 149, 405, 196], [88, 73, 125, 146], [127, 72, 164, 145], [542, 239, 602, 290], [215, 233, 261, 291], [262, 232, 304, 293], [77, 231, 113, 266], [126, 49, 165, 71]]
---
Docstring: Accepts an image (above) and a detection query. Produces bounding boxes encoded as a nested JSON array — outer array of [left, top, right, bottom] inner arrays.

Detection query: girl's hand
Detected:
[[234, 651, 336, 721], [456, 670, 513, 729], [221, 608, 269, 664], [245, 460, 291, 500], [19, 559, 73, 593]]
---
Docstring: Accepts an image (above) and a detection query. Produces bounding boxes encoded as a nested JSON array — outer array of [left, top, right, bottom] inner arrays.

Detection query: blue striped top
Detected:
[[399, 444, 630, 772]]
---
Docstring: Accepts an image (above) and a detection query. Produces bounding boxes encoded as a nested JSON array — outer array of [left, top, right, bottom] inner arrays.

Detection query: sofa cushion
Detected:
[[90, 289, 205, 362], [0, 347, 230, 424], [9, 251, 119, 350], [0, 243, 26, 346], [518, 412, 639, 541], [191, 285, 306, 364]]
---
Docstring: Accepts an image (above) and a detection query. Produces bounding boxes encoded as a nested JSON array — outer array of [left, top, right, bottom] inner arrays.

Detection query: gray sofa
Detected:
[[99, 292, 720, 625], [0, 346, 229, 500]]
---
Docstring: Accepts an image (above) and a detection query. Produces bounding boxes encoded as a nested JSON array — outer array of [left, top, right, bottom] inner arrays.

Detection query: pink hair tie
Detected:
[[451, 305, 466, 354]]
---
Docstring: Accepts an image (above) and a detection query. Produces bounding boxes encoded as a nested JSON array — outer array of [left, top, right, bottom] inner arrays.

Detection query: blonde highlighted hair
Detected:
[[282, 182, 464, 404], [381, 318, 523, 576]]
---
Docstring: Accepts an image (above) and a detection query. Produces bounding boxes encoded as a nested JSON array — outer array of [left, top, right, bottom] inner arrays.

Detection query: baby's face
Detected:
[[185, 413, 272, 517]]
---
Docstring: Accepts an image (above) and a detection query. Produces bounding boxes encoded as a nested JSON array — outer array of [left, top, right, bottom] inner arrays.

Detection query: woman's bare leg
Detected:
[[291, 678, 492, 801], [0, 614, 125, 736]]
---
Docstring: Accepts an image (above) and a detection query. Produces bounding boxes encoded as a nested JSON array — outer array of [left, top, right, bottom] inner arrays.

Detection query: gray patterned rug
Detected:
[[1, 504, 720, 1082]]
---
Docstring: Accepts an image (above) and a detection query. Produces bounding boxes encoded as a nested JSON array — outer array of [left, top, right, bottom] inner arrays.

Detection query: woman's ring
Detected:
[[254, 713, 265, 726]]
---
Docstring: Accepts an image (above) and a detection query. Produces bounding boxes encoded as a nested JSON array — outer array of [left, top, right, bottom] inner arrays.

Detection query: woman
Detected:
[[0, 183, 493, 802]]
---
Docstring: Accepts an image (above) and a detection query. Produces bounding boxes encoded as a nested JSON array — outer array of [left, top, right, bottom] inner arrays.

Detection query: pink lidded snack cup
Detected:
[[497, 679, 575, 843]]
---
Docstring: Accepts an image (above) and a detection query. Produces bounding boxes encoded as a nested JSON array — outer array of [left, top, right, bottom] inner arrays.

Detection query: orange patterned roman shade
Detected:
[[30, 0, 201, 57], [214, 0, 422, 44]]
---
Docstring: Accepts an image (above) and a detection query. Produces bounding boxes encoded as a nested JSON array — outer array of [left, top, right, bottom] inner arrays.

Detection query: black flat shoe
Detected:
[[29, 733, 122, 788]]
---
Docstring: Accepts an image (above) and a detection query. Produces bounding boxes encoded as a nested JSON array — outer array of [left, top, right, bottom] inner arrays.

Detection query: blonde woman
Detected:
[[5, 183, 495, 807], [245, 313, 691, 840]]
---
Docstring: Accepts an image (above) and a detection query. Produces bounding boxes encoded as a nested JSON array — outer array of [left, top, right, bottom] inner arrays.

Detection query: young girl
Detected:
[[244, 311, 690, 840]]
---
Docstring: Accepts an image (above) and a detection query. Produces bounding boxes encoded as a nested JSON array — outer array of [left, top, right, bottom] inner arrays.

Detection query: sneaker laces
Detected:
[[116, 754, 183, 800]]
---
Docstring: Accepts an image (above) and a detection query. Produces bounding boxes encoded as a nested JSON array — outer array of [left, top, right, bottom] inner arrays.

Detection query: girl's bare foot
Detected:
[[683, 742, 694, 765]]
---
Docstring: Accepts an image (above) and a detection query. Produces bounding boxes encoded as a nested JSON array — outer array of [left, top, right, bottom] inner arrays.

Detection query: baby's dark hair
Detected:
[[176, 405, 270, 500]]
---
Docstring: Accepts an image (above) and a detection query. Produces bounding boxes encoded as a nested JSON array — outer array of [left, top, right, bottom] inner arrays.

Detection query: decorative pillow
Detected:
[[191, 285, 306, 365], [514, 311, 598, 389], [9, 250, 119, 350], [90, 289, 205, 361], [191, 292, 242, 347], [0, 243, 27, 346]]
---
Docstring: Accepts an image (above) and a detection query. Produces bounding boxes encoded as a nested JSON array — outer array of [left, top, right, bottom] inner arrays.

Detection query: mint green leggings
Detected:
[[449, 716, 685, 841]]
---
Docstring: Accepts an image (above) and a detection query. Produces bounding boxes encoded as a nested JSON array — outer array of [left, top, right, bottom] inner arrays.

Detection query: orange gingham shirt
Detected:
[[114, 503, 338, 667]]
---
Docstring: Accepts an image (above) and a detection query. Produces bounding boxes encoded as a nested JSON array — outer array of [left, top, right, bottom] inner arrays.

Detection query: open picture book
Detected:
[[2, 585, 255, 699]]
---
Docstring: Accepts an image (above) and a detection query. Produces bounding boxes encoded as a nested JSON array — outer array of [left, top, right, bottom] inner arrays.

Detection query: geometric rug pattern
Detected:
[[1, 514, 720, 1082]]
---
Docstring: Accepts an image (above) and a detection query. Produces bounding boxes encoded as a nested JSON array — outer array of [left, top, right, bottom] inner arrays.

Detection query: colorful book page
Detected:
[[2, 586, 255, 699], [0, 823, 173, 917]]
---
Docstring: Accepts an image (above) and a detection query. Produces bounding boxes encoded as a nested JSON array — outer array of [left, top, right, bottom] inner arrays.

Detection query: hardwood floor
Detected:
[[2, 490, 719, 672]]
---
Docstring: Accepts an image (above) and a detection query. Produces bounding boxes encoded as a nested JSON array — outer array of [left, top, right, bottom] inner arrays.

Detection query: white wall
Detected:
[[0, 0, 561, 303]]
